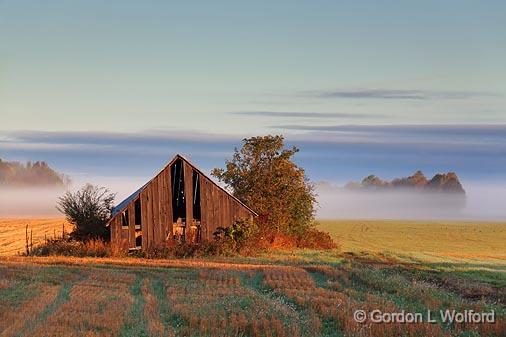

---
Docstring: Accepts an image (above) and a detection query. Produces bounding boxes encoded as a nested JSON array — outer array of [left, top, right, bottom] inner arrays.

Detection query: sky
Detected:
[[1, 1, 505, 219]]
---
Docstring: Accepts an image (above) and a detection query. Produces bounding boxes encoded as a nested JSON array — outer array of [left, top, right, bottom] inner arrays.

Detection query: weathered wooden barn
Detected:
[[108, 154, 256, 253]]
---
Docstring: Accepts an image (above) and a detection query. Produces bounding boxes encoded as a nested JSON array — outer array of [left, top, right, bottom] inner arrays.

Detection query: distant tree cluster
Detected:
[[346, 170, 465, 194], [0, 158, 69, 187]]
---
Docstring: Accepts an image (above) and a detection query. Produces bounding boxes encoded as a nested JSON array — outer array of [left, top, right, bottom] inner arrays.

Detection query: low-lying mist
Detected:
[[0, 177, 145, 218], [316, 182, 506, 221], [0, 187, 63, 217], [1, 178, 505, 221]]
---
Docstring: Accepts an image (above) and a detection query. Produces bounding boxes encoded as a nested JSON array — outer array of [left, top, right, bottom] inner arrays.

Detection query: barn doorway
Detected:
[[171, 158, 186, 242], [192, 170, 201, 221], [135, 234, 142, 248], [171, 158, 186, 223], [191, 170, 202, 243], [169, 159, 203, 243], [133, 198, 142, 249]]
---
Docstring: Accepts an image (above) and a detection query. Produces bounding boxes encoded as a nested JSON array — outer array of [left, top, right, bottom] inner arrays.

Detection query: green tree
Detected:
[[57, 184, 115, 241], [212, 135, 317, 239]]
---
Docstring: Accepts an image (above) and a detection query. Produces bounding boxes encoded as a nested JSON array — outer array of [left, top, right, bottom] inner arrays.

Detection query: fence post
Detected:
[[25, 225, 29, 255]]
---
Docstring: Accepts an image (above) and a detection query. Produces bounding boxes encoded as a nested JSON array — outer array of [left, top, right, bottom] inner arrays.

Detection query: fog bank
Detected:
[[317, 181, 506, 221], [2, 178, 505, 221], [0, 187, 63, 217], [0, 176, 145, 217]]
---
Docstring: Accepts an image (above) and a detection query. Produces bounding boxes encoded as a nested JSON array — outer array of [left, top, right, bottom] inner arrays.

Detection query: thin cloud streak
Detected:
[[301, 89, 498, 100], [231, 111, 384, 119], [275, 123, 506, 138], [1, 125, 506, 181]]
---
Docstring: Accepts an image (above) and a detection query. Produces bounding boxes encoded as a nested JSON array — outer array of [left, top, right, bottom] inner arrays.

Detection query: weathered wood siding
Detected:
[[110, 155, 255, 253], [197, 172, 253, 238]]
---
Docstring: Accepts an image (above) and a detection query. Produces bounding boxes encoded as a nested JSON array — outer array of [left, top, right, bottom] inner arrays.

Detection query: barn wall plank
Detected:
[[157, 172, 164, 243], [223, 194, 229, 228], [183, 162, 193, 237], [141, 189, 149, 250], [110, 218, 117, 252], [207, 180, 212, 239], [206, 179, 212, 239], [113, 218, 119, 252], [142, 188, 149, 249], [121, 223, 128, 251], [199, 175, 208, 240], [148, 184, 155, 249], [158, 170, 166, 243], [166, 166, 173, 241], [219, 191, 228, 227], [228, 197, 233, 227], [212, 185, 220, 235], [128, 202, 135, 248], [152, 177, 160, 246]]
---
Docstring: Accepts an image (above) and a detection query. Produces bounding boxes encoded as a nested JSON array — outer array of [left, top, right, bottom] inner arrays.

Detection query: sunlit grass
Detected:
[[0, 218, 69, 256], [317, 219, 506, 264]]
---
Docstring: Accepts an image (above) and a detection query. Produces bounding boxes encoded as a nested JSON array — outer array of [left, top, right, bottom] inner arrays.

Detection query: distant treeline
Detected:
[[0, 158, 69, 187], [346, 170, 465, 194]]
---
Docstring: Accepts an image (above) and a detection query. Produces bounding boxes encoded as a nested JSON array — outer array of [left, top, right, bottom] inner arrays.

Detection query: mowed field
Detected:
[[0, 218, 505, 336], [318, 219, 506, 264], [0, 255, 504, 337], [0, 218, 69, 256]]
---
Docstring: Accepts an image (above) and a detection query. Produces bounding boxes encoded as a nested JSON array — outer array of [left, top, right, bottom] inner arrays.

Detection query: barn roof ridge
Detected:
[[111, 154, 257, 219]]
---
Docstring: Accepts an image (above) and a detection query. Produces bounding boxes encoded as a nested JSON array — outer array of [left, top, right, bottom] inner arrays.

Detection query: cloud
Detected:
[[301, 89, 497, 100], [276, 124, 506, 156], [1, 125, 505, 184], [0, 129, 241, 178], [231, 111, 384, 119], [274, 123, 506, 137]]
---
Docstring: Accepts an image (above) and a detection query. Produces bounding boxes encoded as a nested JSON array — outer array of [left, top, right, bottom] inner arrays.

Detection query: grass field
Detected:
[[2, 218, 505, 261], [318, 219, 506, 265], [0, 218, 504, 336]]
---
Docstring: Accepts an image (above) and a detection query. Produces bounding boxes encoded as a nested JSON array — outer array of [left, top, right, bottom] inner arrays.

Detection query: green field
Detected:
[[318, 219, 506, 265]]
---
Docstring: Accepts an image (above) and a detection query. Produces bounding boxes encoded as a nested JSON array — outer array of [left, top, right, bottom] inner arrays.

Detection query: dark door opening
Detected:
[[135, 234, 142, 248], [134, 198, 142, 229], [171, 158, 186, 223], [192, 170, 201, 221], [121, 210, 129, 229], [133, 198, 142, 249]]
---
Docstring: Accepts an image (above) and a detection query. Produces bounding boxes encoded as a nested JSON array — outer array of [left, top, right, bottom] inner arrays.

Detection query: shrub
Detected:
[[134, 241, 224, 259], [30, 238, 110, 257], [213, 219, 258, 252], [297, 228, 339, 250], [134, 219, 260, 258], [57, 184, 115, 241], [262, 229, 339, 250]]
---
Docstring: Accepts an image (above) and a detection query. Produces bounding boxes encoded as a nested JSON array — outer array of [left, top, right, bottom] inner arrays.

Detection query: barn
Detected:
[[108, 154, 256, 253]]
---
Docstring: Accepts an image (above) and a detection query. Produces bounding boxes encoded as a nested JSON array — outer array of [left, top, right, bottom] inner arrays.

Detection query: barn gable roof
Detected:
[[111, 154, 257, 218]]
